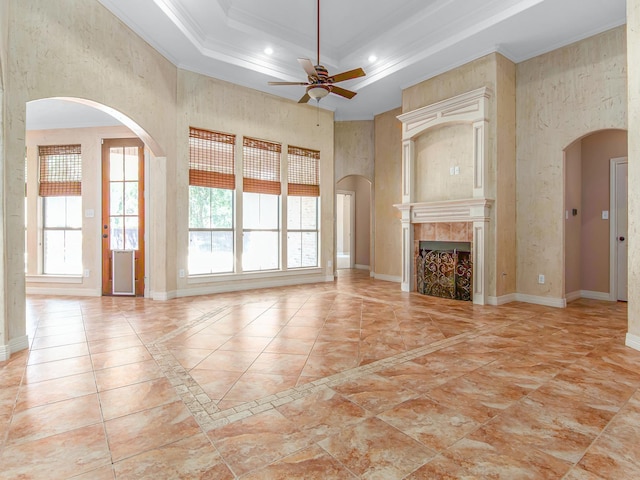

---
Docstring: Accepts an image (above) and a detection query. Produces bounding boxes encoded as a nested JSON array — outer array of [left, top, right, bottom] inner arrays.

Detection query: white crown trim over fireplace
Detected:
[[395, 88, 494, 305]]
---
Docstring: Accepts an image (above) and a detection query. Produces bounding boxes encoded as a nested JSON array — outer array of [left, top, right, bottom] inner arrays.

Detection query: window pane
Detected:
[[287, 232, 302, 268], [110, 148, 124, 181], [210, 188, 233, 228], [189, 186, 211, 229], [188, 231, 212, 275], [43, 197, 66, 228], [124, 181, 138, 215], [43, 230, 82, 274], [243, 231, 278, 271], [189, 231, 233, 274], [124, 147, 139, 181], [287, 231, 318, 268], [301, 232, 318, 267], [243, 192, 278, 229], [110, 183, 124, 215], [287, 196, 301, 230], [124, 217, 139, 250], [66, 196, 82, 229], [110, 216, 124, 250], [300, 197, 318, 229], [43, 230, 64, 274]]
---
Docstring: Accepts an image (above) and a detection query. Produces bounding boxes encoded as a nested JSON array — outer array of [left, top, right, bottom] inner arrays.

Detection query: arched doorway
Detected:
[[25, 97, 161, 298], [563, 128, 628, 302]]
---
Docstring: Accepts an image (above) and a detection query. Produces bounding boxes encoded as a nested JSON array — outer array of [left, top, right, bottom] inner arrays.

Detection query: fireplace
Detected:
[[417, 241, 472, 301], [394, 88, 494, 304]]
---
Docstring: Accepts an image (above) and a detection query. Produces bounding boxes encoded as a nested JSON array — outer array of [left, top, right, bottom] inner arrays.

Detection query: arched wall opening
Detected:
[[24, 97, 164, 299], [564, 128, 628, 302]]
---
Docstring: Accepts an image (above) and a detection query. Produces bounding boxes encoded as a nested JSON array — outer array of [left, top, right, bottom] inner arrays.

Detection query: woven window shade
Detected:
[[288, 146, 320, 197], [189, 127, 236, 190], [38, 145, 82, 196], [243, 137, 282, 195]]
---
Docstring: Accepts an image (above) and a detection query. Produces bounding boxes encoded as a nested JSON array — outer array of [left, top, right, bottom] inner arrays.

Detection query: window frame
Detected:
[[286, 145, 320, 269], [188, 127, 237, 276], [37, 144, 83, 276]]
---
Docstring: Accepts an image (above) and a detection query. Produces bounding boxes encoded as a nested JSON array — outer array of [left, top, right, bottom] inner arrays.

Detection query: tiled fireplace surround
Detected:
[[395, 87, 494, 305], [413, 222, 473, 293]]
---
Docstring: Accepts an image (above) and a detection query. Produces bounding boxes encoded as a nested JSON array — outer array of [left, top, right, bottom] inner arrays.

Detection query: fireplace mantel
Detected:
[[394, 198, 494, 224]]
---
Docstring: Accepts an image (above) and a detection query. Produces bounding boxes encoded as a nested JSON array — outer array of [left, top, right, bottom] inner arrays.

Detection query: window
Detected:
[[38, 144, 82, 275], [287, 146, 319, 268], [242, 137, 281, 271], [188, 127, 236, 275]]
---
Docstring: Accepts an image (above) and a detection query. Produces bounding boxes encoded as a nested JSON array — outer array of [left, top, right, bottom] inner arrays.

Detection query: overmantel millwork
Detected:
[[397, 87, 491, 142], [395, 87, 493, 305]]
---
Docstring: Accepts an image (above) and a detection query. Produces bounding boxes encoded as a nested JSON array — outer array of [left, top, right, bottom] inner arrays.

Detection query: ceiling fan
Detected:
[[268, 0, 366, 104]]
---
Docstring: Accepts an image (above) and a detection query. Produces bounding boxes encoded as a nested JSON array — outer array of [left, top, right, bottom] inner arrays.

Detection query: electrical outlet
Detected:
[[449, 166, 455, 176], [538, 274, 545, 284], [83, 269, 90, 278], [454, 166, 460, 175], [179, 269, 185, 278]]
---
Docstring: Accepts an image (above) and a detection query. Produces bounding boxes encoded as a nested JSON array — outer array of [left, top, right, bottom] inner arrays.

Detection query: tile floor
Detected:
[[1, 270, 640, 478]]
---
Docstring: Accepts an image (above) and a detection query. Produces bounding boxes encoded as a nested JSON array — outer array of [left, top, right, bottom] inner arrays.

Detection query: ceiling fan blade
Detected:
[[329, 67, 366, 83], [298, 58, 318, 78], [268, 81, 309, 86], [298, 92, 311, 104], [330, 85, 357, 99]]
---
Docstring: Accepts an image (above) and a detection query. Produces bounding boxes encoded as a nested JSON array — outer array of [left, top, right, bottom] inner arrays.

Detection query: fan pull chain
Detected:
[[316, 100, 320, 127]]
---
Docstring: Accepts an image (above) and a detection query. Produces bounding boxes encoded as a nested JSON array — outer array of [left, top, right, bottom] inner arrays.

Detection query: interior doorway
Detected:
[[336, 191, 355, 269], [102, 138, 145, 296], [610, 157, 628, 301]]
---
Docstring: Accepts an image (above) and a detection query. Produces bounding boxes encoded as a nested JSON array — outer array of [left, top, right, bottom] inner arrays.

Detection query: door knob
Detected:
[[619, 236, 625, 241], [103, 234, 108, 238]]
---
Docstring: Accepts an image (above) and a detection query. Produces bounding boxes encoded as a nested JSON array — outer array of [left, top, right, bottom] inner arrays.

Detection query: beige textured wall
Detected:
[[335, 121, 374, 182], [374, 108, 402, 279], [25, 126, 137, 294], [176, 69, 335, 291], [414, 124, 474, 202], [495, 54, 517, 296], [629, 0, 640, 339], [580, 130, 627, 293], [516, 26, 627, 299], [337, 175, 371, 268], [564, 141, 582, 295]]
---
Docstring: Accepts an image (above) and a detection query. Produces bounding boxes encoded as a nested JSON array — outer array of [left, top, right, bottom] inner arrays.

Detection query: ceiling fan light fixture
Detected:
[[307, 85, 330, 100]]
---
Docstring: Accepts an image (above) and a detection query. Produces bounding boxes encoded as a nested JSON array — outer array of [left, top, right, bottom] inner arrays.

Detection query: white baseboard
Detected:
[[176, 273, 331, 298], [487, 293, 517, 306], [151, 290, 177, 301], [580, 290, 612, 301], [626, 332, 640, 352], [355, 264, 370, 271], [514, 293, 566, 308], [26, 287, 101, 297], [0, 335, 29, 361], [565, 291, 581, 303], [372, 273, 402, 283]]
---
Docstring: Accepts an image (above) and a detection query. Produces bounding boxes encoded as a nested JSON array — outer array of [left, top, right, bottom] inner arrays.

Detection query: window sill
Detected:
[[26, 274, 83, 284], [187, 267, 323, 285]]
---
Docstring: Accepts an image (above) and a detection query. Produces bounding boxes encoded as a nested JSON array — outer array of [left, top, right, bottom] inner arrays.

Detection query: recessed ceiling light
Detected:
[[368, 55, 377, 63], [264, 47, 274, 55]]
